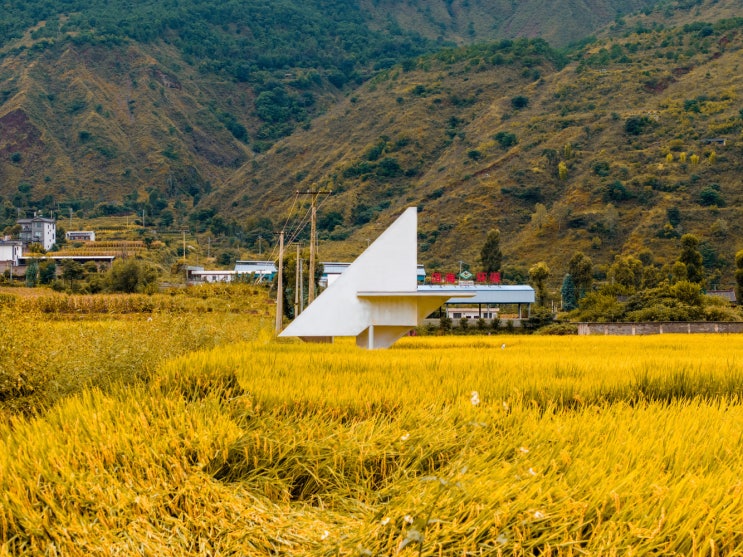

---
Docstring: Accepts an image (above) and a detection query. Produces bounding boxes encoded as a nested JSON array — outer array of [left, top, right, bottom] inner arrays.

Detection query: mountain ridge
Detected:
[[0, 0, 741, 287]]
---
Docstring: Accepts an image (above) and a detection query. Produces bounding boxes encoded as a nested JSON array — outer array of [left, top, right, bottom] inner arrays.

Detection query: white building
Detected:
[[189, 268, 237, 283], [18, 216, 56, 251], [66, 231, 96, 242], [0, 239, 22, 264], [279, 208, 471, 349], [0, 239, 22, 276], [418, 284, 536, 319], [234, 260, 277, 282]]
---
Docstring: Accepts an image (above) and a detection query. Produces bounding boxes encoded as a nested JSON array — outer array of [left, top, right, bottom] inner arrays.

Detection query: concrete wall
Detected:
[[578, 322, 743, 335]]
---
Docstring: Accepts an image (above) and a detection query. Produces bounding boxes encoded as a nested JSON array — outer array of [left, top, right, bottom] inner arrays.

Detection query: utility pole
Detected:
[[299, 255, 304, 314], [182, 230, 187, 284], [275, 230, 285, 334], [294, 243, 301, 319], [296, 189, 331, 305]]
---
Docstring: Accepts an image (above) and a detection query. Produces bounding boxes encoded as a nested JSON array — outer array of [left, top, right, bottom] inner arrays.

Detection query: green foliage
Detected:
[[591, 160, 611, 177], [318, 211, 343, 232], [523, 305, 554, 331], [375, 157, 403, 178], [570, 292, 625, 322], [679, 234, 704, 284], [568, 252, 592, 299], [493, 131, 518, 149], [38, 260, 57, 285], [535, 322, 577, 335], [107, 259, 159, 294], [528, 261, 550, 306], [736, 250, 743, 305], [561, 274, 577, 311], [666, 207, 681, 227], [624, 116, 653, 136], [25, 260, 39, 287], [510, 95, 529, 110], [439, 314, 452, 332], [480, 229, 502, 274], [605, 180, 633, 202], [699, 184, 725, 207], [609, 255, 643, 292]]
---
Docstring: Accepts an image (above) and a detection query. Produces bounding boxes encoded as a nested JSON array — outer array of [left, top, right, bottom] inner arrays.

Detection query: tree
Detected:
[[735, 250, 743, 305], [107, 259, 159, 293], [531, 203, 548, 230], [60, 260, 85, 285], [558, 161, 568, 180], [678, 233, 704, 284], [609, 254, 643, 292], [529, 261, 550, 306], [39, 260, 57, 284], [480, 229, 502, 274], [561, 274, 577, 311], [568, 252, 593, 298], [25, 259, 39, 287]]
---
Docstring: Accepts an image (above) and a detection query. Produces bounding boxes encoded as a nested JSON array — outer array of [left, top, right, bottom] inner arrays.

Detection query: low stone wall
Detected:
[[577, 322, 743, 335]]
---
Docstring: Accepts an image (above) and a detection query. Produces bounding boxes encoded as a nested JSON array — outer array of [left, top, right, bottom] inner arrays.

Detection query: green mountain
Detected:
[[211, 6, 743, 284], [0, 0, 741, 287]]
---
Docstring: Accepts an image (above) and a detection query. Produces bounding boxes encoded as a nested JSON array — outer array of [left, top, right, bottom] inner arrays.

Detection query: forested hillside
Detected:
[[0, 0, 741, 287], [214, 12, 743, 284]]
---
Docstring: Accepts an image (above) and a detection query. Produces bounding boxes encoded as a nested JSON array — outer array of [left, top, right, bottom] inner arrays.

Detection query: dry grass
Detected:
[[3, 328, 743, 554]]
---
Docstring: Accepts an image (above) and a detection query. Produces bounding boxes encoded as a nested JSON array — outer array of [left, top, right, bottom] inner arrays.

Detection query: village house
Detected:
[[17, 215, 56, 251], [66, 231, 96, 242]]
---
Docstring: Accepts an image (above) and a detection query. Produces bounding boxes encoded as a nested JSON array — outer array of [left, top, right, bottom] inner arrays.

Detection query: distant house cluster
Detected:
[[0, 216, 112, 280]]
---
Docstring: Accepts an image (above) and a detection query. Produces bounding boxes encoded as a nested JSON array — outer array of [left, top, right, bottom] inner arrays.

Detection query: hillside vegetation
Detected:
[[216, 12, 743, 285], [0, 0, 741, 289]]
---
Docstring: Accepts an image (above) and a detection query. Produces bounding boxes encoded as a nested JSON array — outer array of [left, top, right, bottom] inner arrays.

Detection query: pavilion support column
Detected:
[[369, 324, 375, 349]]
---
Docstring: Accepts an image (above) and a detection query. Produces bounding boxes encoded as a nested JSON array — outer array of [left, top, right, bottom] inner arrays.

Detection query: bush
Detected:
[[107, 260, 159, 293], [699, 185, 725, 207], [625, 116, 652, 136], [493, 131, 518, 149], [439, 315, 452, 332], [511, 96, 529, 109], [536, 323, 578, 335], [523, 306, 554, 331]]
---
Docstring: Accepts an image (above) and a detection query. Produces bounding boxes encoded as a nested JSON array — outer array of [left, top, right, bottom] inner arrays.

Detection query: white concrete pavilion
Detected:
[[279, 207, 472, 349]]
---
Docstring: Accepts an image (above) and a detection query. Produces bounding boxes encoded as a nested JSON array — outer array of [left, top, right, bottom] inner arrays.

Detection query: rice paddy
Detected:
[[2, 298, 743, 555]]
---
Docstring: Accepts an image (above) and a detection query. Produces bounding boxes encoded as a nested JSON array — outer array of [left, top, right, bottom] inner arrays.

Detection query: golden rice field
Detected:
[[3, 302, 743, 555]]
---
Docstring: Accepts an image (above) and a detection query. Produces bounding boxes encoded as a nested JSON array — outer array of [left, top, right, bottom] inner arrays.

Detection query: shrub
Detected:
[[625, 116, 652, 136], [536, 323, 578, 335], [493, 131, 518, 149], [699, 185, 725, 207], [511, 95, 529, 110]]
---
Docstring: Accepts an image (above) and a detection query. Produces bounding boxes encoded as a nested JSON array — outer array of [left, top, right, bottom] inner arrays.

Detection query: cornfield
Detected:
[[2, 304, 743, 554]]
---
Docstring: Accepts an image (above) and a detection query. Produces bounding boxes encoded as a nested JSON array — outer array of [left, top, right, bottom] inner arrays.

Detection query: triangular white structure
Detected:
[[280, 207, 471, 348]]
